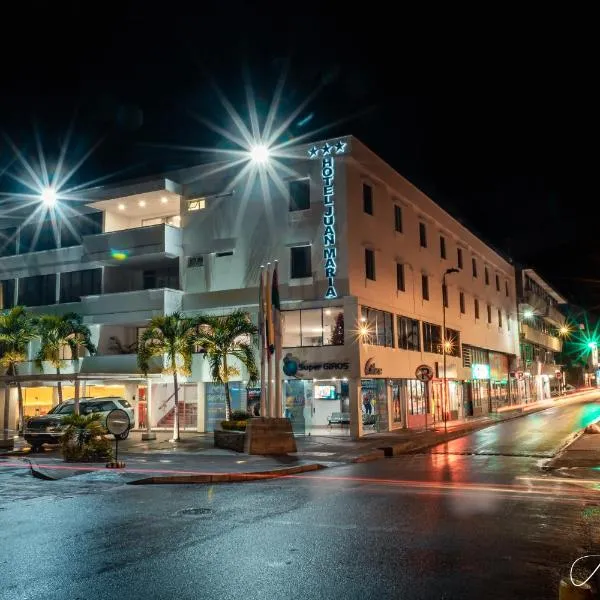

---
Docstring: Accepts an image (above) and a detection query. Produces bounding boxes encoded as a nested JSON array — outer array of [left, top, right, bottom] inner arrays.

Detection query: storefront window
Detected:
[[282, 307, 344, 348], [360, 306, 394, 347], [361, 378, 388, 431], [397, 316, 420, 351], [423, 322, 442, 354], [205, 382, 245, 431]]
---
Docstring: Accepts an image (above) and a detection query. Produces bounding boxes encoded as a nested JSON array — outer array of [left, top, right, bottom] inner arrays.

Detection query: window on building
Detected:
[[18, 274, 56, 306], [485, 267, 490, 286], [290, 245, 312, 279], [472, 257, 478, 278], [495, 274, 500, 291], [360, 306, 394, 347], [394, 204, 403, 233], [187, 198, 206, 211], [457, 247, 463, 269], [289, 179, 310, 211], [419, 222, 427, 248], [423, 322, 442, 354], [216, 251, 234, 258], [487, 304, 492, 323], [505, 280, 509, 297], [365, 248, 376, 280], [60, 269, 102, 303], [507, 312, 511, 331], [459, 291, 465, 314], [442, 283, 448, 308], [363, 183, 373, 215], [474, 298, 480, 319], [397, 316, 420, 351], [440, 236, 446, 259], [396, 263, 405, 292], [444, 327, 461, 357], [0, 279, 15, 309], [498, 309, 502, 328], [282, 307, 344, 347], [142, 265, 179, 290], [19, 220, 59, 253], [421, 274, 429, 301]]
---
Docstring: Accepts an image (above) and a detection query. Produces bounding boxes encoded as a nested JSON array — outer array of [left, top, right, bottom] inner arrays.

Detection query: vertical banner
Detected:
[[272, 261, 282, 418]]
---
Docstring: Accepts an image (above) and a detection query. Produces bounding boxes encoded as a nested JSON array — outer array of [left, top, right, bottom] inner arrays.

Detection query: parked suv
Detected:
[[24, 397, 134, 451]]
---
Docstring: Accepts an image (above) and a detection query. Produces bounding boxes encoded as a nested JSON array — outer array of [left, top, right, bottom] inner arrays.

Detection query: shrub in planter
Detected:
[[220, 419, 248, 431], [230, 410, 249, 421], [60, 414, 113, 462]]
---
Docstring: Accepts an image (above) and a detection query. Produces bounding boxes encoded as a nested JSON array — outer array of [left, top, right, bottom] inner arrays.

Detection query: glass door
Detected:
[[284, 380, 312, 435]]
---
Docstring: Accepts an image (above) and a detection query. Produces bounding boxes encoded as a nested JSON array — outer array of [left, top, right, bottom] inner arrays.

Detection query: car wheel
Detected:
[[115, 430, 130, 440]]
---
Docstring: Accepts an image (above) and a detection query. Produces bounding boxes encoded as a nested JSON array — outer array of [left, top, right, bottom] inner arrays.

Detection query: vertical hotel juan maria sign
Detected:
[[308, 138, 348, 299]]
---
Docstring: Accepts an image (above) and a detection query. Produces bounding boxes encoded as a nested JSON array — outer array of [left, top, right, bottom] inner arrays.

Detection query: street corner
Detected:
[[127, 462, 326, 485]]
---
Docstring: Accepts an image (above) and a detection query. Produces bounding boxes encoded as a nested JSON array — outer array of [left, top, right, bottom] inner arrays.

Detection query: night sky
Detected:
[[1, 4, 597, 308]]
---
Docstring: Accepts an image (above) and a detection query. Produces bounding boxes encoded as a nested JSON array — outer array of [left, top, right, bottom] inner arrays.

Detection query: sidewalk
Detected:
[[1, 388, 597, 484]]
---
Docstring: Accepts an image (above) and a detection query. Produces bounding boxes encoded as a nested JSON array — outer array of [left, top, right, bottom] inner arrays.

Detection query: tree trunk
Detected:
[[223, 355, 232, 421], [56, 367, 63, 407], [72, 349, 80, 415], [172, 371, 180, 441], [16, 382, 24, 436]]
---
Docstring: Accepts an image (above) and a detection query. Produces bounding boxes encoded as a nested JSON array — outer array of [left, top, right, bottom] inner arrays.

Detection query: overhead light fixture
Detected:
[[40, 187, 57, 207], [118, 204, 126, 211], [249, 144, 270, 164], [138, 200, 146, 208], [161, 196, 168, 204]]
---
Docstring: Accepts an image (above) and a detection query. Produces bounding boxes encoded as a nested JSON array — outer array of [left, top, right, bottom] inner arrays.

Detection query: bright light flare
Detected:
[[559, 325, 571, 337], [40, 186, 57, 207], [249, 144, 270, 164], [523, 310, 534, 319]]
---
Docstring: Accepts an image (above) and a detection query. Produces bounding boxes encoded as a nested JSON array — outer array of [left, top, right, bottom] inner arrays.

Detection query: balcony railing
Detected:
[[82, 223, 182, 262], [520, 323, 561, 352]]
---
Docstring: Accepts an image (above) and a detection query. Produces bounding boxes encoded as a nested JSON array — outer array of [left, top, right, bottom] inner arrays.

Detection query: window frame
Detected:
[[396, 262, 405, 292], [290, 245, 312, 279], [394, 204, 403, 233], [440, 235, 446, 259], [363, 183, 373, 215], [289, 179, 311, 212], [419, 222, 428, 248], [365, 248, 376, 281], [421, 274, 429, 301]]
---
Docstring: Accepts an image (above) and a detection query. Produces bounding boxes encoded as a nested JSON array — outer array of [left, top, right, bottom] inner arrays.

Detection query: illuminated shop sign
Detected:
[[308, 139, 348, 300], [472, 363, 491, 380]]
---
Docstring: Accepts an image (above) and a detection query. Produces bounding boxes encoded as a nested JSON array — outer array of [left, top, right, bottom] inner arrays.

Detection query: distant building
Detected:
[[515, 269, 567, 400]]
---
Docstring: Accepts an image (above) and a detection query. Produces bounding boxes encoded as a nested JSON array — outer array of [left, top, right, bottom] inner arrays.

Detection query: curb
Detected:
[[127, 463, 325, 485], [350, 393, 600, 464]]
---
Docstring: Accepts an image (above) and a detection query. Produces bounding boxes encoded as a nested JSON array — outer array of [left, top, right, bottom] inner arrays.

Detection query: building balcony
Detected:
[[82, 224, 182, 265], [520, 323, 561, 352], [520, 290, 565, 326], [80, 288, 184, 324]]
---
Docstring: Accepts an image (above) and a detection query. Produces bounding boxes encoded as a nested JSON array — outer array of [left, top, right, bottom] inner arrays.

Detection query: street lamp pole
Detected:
[[442, 268, 459, 434]]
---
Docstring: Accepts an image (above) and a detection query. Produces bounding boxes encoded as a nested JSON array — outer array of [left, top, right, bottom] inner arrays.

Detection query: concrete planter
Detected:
[[214, 429, 245, 453]]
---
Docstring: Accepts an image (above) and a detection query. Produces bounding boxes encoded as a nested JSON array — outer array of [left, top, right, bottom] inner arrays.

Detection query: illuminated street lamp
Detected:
[[442, 267, 460, 434], [40, 186, 57, 207], [249, 144, 270, 164]]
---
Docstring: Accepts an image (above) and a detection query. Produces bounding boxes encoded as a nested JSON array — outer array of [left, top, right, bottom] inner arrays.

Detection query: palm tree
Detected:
[[0, 307, 36, 435], [137, 312, 198, 441], [35, 313, 96, 414], [197, 310, 258, 421]]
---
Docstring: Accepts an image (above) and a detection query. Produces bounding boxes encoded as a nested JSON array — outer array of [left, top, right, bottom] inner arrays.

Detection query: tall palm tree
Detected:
[[61, 313, 96, 415], [137, 312, 198, 441], [0, 307, 36, 435], [35, 313, 96, 414], [197, 310, 258, 421]]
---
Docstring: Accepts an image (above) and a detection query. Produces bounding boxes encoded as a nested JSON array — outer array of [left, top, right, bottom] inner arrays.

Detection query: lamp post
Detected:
[[442, 267, 459, 434]]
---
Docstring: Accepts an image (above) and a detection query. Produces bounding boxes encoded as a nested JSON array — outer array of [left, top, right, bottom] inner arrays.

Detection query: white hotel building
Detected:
[[1, 136, 523, 438]]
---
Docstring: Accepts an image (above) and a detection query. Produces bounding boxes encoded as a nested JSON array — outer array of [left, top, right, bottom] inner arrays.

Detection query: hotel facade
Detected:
[[1, 137, 560, 438]]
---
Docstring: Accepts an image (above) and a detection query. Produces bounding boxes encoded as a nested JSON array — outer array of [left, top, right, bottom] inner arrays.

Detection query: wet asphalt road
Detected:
[[2, 398, 600, 600]]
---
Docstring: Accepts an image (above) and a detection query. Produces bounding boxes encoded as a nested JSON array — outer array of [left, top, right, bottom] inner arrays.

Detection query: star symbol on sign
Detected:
[[308, 145, 319, 158], [334, 140, 347, 154], [321, 142, 332, 155]]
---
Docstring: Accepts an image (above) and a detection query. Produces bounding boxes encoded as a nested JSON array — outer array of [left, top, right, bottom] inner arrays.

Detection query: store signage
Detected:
[[472, 363, 491, 380], [364, 357, 382, 376], [415, 364, 434, 382], [283, 353, 349, 377], [307, 139, 348, 300]]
